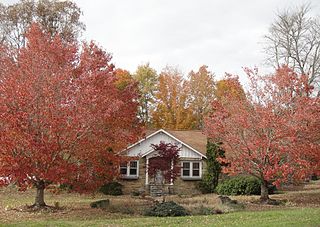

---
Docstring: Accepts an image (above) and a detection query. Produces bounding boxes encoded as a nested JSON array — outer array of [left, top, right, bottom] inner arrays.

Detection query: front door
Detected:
[[155, 170, 164, 185]]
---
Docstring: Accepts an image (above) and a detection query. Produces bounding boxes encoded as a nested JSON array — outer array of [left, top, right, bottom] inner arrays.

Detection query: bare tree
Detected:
[[264, 5, 320, 95], [0, 0, 85, 50]]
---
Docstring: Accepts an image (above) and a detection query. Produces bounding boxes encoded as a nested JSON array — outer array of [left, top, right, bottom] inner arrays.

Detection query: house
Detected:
[[119, 129, 207, 195]]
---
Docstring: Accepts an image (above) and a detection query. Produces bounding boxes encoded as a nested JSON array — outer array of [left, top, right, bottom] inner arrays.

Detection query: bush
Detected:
[[144, 201, 189, 217], [216, 176, 260, 195], [99, 182, 123, 196], [268, 183, 277, 194], [59, 183, 73, 191], [197, 180, 214, 194]]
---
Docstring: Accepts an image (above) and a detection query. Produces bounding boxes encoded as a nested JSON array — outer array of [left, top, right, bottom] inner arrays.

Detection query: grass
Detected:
[[0, 180, 319, 226], [2, 208, 320, 227]]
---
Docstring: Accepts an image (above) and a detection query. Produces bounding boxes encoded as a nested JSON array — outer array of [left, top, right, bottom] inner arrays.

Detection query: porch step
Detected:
[[150, 185, 163, 197]]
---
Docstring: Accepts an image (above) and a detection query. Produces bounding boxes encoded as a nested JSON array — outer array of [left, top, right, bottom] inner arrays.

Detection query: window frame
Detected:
[[120, 160, 139, 179], [181, 161, 202, 180]]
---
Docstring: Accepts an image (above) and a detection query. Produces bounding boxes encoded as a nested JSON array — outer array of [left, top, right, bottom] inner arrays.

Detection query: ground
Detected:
[[0, 180, 319, 226]]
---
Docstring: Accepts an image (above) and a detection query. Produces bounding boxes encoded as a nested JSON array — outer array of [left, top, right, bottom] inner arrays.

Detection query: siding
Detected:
[[125, 131, 203, 159]]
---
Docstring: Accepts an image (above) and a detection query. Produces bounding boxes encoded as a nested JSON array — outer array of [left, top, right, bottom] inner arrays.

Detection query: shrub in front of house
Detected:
[[59, 183, 73, 191], [216, 176, 261, 195], [99, 182, 123, 196], [144, 201, 189, 217]]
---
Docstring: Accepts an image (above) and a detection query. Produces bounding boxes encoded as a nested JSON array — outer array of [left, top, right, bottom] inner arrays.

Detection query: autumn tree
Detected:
[[0, 0, 85, 50], [152, 66, 195, 130], [148, 142, 180, 198], [114, 68, 136, 91], [148, 142, 180, 184], [215, 75, 246, 102], [205, 66, 320, 202], [264, 5, 320, 95], [188, 65, 215, 129], [133, 63, 158, 126], [0, 24, 141, 207]]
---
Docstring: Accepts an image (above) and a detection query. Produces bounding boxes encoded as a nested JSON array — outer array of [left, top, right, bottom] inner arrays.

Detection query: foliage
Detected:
[[215, 75, 246, 101], [205, 66, 320, 200], [99, 182, 123, 196], [133, 63, 158, 125], [152, 66, 195, 129], [0, 0, 85, 50], [114, 68, 136, 91], [187, 65, 215, 129], [90, 199, 110, 209], [0, 24, 141, 206], [148, 142, 180, 184], [199, 141, 225, 193], [216, 176, 261, 196], [144, 201, 189, 217], [264, 5, 320, 94]]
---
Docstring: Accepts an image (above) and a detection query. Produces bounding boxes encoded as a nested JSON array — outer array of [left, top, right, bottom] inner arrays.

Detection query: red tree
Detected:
[[148, 142, 180, 185], [0, 24, 141, 207], [205, 66, 320, 201]]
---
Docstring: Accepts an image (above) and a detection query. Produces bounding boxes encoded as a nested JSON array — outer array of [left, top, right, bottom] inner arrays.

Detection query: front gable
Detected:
[[124, 129, 206, 159]]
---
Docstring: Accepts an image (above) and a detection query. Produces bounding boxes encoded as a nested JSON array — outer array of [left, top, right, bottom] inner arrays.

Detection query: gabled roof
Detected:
[[125, 129, 207, 158]]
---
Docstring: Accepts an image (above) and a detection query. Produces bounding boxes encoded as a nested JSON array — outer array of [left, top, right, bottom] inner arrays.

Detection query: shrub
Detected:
[[59, 183, 73, 191], [90, 199, 110, 209], [197, 181, 213, 194], [311, 174, 319, 181], [268, 183, 277, 194], [216, 176, 260, 195], [99, 182, 123, 196], [144, 201, 189, 217], [199, 141, 225, 194]]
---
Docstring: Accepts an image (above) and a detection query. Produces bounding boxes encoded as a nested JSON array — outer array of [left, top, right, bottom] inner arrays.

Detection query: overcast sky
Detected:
[[2, 0, 320, 83]]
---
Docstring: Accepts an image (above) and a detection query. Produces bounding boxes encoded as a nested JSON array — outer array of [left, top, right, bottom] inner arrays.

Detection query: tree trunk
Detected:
[[34, 180, 46, 207], [260, 180, 269, 202]]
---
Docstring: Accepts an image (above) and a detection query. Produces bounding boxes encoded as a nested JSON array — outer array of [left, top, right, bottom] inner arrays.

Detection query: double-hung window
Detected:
[[120, 160, 139, 179], [181, 161, 201, 180]]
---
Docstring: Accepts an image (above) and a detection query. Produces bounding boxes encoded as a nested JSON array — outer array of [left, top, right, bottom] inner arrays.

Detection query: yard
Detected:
[[0, 180, 319, 226]]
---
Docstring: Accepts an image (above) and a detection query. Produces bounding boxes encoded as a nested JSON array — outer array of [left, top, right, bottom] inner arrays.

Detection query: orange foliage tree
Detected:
[[205, 66, 320, 201], [0, 24, 141, 207], [215, 75, 246, 101], [152, 66, 195, 130], [188, 65, 215, 129]]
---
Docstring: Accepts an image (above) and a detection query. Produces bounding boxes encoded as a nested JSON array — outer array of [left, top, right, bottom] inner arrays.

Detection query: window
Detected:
[[182, 162, 190, 177], [192, 162, 200, 177], [120, 161, 139, 179], [181, 161, 201, 179], [120, 162, 127, 175], [129, 161, 137, 175]]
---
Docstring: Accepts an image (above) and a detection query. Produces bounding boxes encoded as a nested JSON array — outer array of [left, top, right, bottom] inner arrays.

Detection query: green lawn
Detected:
[[2, 208, 320, 227]]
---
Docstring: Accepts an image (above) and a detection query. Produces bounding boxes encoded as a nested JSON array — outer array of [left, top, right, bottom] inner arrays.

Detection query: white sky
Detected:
[[2, 0, 320, 83]]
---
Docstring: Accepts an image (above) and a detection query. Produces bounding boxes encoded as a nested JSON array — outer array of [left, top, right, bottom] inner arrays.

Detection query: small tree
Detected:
[[200, 141, 225, 193], [147, 142, 180, 196]]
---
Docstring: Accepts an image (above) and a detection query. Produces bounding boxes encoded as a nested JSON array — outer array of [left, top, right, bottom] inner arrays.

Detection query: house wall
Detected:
[[125, 131, 203, 159], [119, 158, 146, 194], [119, 157, 207, 195], [172, 159, 206, 195], [119, 130, 207, 195]]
